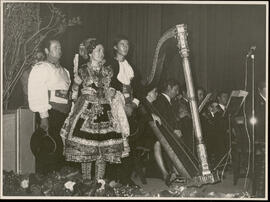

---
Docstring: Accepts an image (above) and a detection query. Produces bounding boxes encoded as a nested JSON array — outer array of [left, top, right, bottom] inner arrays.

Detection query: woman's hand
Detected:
[[74, 73, 82, 85], [73, 54, 79, 73]]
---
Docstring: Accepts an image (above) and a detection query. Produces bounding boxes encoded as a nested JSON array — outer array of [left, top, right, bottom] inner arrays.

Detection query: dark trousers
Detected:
[[105, 115, 140, 184], [35, 109, 67, 175], [105, 136, 137, 185]]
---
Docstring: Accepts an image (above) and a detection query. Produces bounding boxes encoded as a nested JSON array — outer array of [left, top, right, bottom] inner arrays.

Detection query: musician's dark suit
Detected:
[[105, 58, 143, 186], [152, 93, 181, 175], [172, 97, 193, 149], [110, 58, 143, 102], [212, 104, 229, 160], [153, 94, 180, 130]]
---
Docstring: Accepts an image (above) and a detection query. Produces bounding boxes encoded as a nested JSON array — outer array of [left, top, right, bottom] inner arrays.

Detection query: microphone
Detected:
[[246, 46, 256, 58]]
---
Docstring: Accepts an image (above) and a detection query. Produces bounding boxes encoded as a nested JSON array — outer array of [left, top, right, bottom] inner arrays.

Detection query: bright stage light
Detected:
[[250, 116, 257, 125]]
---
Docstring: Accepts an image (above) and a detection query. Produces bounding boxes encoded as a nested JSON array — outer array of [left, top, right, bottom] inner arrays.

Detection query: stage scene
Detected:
[[1, 1, 267, 199]]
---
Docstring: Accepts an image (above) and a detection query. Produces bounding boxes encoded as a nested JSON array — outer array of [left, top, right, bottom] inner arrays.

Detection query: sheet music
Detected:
[[223, 90, 248, 117]]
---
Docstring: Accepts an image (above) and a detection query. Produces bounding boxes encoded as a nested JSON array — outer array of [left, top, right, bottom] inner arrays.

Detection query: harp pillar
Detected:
[[176, 24, 211, 176]]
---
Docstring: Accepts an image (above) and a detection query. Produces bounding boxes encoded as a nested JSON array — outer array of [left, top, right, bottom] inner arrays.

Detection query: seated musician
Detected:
[[200, 100, 219, 162], [212, 90, 230, 161], [152, 79, 183, 185], [134, 86, 163, 183], [252, 81, 266, 197], [196, 86, 206, 106], [256, 81, 266, 145], [172, 84, 189, 113], [173, 84, 193, 149]]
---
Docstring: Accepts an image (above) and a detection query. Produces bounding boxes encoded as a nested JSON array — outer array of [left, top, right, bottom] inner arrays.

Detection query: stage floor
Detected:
[[131, 170, 253, 197]]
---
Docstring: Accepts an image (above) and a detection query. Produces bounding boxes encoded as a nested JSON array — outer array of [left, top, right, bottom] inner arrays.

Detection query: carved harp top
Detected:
[[176, 24, 189, 58], [145, 24, 189, 86], [144, 26, 177, 86]]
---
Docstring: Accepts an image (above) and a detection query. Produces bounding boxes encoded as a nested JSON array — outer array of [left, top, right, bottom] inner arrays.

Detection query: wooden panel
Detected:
[[3, 111, 16, 172], [17, 108, 36, 174], [2, 108, 36, 174]]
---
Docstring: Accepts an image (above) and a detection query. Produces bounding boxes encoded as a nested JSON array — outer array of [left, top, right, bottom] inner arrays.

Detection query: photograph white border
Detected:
[[0, 0, 268, 200]]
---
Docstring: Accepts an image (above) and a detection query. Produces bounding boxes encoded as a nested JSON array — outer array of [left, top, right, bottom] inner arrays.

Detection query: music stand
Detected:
[[217, 90, 248, 179], [223, 90, 249, 117]]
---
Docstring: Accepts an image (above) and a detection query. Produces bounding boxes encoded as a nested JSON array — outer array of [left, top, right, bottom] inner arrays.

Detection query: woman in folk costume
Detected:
[[60, 39, 130, 180]]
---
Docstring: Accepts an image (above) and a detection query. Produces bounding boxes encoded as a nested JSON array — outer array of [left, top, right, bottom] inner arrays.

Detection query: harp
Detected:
[[145, 24, 220, 187]]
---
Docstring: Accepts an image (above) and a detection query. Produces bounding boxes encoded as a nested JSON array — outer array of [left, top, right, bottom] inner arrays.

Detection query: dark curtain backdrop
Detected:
[[9, 3, 266, 108], [55, 3, 266, 92]]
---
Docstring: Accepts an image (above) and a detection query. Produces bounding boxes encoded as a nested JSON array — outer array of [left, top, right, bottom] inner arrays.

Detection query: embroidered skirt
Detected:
[[60, 93, 130, 163]]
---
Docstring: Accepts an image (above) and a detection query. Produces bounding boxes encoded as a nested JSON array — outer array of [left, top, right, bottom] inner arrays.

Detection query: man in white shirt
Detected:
[[28, 39, 71, 175]]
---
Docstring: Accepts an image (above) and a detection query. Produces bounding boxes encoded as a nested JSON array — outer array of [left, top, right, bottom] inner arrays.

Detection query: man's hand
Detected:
[[40, 118, 49, 132], [130, 102, 138, 109], [151, 114, 162, 125], [174, 129, 183, 138], [124, 104, 134, 117], [74, 73, 82, 85], [179, 110, 190, 119]]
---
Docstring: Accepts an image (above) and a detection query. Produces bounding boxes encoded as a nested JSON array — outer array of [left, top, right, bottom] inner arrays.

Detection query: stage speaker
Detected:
[[2, 107, 36, 174]]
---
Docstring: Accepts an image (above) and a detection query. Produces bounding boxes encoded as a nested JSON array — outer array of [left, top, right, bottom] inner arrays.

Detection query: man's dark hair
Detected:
[[217, 90, 229, 98], [113, 34, 129, 47], [197, 86, 205, 94], [112, 34, 129, 56], [258, 81, 266, 91], [179, 84, 187, 94], [159, 78, 179, 93], [42, 38, 60, 52]]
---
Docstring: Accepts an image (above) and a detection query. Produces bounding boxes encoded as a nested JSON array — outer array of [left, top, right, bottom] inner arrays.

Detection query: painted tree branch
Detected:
[[4, 18, 62, 98], [3, 3, 81, 109]]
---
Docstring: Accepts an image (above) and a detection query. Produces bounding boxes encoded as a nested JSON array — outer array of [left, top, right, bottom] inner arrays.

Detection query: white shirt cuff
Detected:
[[132, 98, 140, 107], [40, 111, 49, 119]]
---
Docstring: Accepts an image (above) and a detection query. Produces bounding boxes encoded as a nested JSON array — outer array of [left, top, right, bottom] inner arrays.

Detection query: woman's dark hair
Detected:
[[86, 39, 103, 55]]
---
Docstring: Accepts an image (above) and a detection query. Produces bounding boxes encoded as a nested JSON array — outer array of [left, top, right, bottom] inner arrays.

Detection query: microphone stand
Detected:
[[251, 54, 256, 192]]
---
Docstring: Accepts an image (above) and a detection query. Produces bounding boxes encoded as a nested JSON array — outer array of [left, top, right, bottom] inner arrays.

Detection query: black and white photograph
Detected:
[[0, 0, 268, 199]]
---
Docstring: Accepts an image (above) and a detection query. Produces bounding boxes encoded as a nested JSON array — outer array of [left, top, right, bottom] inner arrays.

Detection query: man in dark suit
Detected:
[[212, 91, 230, 161], [106, 35, 143, 186], [152, 79, 183, 185], [173, 84, 193, 149]]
